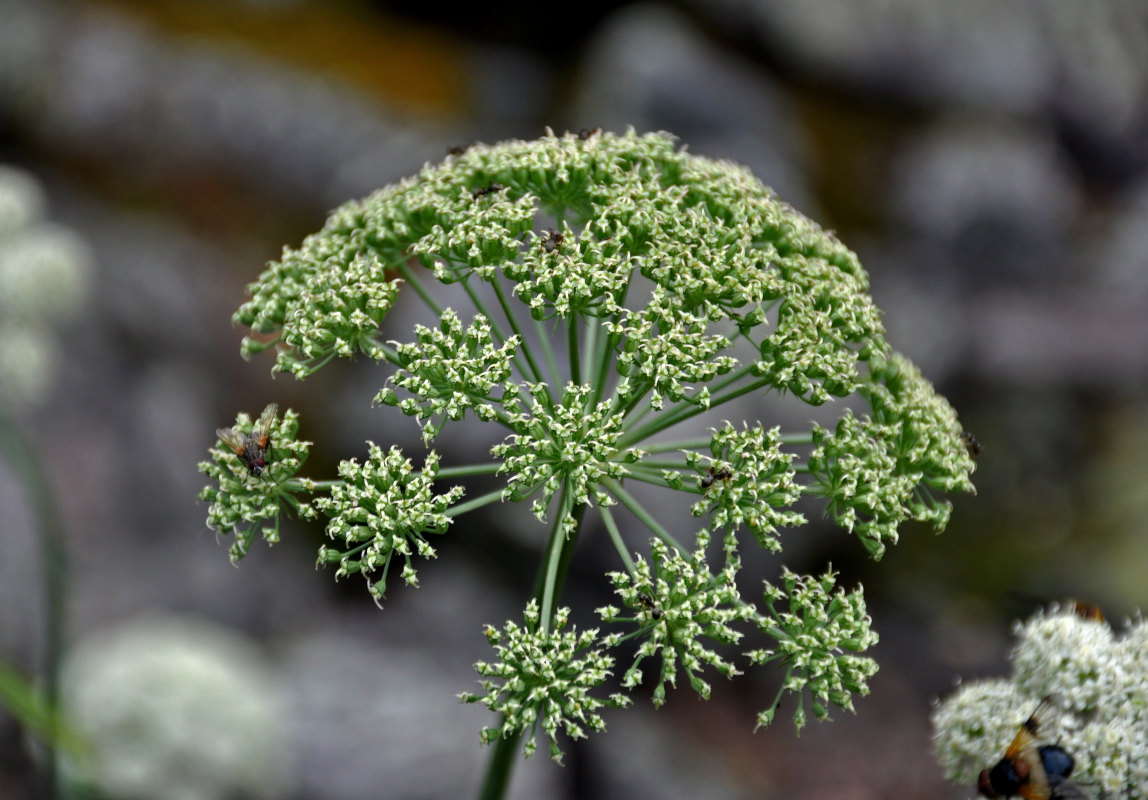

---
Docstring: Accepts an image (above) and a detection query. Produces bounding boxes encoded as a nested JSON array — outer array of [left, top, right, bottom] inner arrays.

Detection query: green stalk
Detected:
[[490, 279, 545, 384], [477, 727, 524, 800], [581, 316, 598, 394], [568, 316, 581, 386], [0, 416, 66, 800], [621, 465, 687, 491], [480, 486, 587, 800], [537, 487, 575, 630], [589, 329, 619, 409], [446, 488, 506, 518], [433, 462, 504, 479], [602, 477, 689, 554], [534, 317, 561, 391], [597, 504, 635, 574], [641, 438, 713, 454], [461, 279, 511, 346], [397, 262, 445, 317], [618, 375, 770, 449]]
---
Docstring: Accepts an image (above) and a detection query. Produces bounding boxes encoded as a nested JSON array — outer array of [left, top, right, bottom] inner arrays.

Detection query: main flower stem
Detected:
[[480, 485, 587, 800], [477, 726, 523, 800]]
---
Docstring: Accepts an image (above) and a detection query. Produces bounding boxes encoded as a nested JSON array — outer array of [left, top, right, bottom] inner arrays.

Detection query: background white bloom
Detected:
[[0, 165, 91, 408], [60, 615, 292, 800], [933, 610, 1148, 800]]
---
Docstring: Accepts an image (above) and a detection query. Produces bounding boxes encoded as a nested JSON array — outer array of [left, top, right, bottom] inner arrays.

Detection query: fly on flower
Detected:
[[637, 592, 662, 620], [977, 696, 1090, 800], [961, 430, 983, 457], [216, 403, 277, 478], [1007, 592, 1106, 624], [701, 466, 732, 489]]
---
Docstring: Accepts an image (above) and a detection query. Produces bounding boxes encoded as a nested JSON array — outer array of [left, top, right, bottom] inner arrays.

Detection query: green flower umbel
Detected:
[[316, 444, 464, 604], [461, 600, 630, 762], [198, 406, 316, 563], [202, 130, 976, 768]]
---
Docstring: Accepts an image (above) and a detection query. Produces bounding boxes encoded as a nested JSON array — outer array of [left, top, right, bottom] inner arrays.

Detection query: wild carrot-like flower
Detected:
[[199, 130, 975, 770]]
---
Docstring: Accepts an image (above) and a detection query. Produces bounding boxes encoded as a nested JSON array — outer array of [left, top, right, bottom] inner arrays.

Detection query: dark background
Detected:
[[1, 1, 1146, 798]]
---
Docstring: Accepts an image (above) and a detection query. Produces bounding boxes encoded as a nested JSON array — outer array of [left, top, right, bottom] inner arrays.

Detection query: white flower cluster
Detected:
[[60, 615, 291, 800], [0, 165, 91, 408], [932, 608, 1148, 799]]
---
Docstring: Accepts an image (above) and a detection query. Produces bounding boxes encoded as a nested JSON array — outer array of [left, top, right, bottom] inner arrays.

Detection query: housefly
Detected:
[[216, 403, 277, 477]]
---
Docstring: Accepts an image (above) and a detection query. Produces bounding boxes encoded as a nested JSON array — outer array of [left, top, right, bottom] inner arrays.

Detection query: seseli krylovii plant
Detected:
[[198, 129, 976, 792], [933, 605, 1147, 799]]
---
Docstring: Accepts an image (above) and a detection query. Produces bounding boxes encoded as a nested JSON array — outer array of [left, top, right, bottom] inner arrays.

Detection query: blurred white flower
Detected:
[[0, 325, 56, 407], [0, 165, 47, 233], [0, 164, 91, 409], [931, 678, 1025, 785], [60, 615, 292, 800], [933, 610, 1148, 800], [1011, 610, 1117, 713]]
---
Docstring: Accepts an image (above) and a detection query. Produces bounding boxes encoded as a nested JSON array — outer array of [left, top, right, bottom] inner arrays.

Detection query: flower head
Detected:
[[198, 406, 315, 563], [747, 567, 878, 730], [461, 600, 630, 762], [209, 129, 977, 760], [598, 538, 757, 707], [376, 310, 519, 441], [315, 444, 463, 603], [687, 422, 805, 555], [492, 382, 642, 535]]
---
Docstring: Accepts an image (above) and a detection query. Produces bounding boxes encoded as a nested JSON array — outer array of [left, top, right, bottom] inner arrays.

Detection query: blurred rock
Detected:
[[888, 120, 1079, 291], [0, 1, 458, 213], [572, 4, 811, 210]]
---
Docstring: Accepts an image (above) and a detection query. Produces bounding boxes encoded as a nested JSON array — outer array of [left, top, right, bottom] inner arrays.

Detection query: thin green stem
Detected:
[[433, 462, 504, 479], [490, 279, 545, 384], [534, 317, 561, 391], [537, 487, 575, 631], [642, 437, 713, 454], [460, 279, 510, 346], [617, 386, 658, 431], [477, 727, 523, 800], [0, 416, 66, 800], [622, 466, 688, 491], [397, 262, 445, 317], [284, 478, 339, 492], [630, 458, 690, 470], [582, 315, 598, 393], [704, 360, 760, 398], [336, 540, 372, 560], [446, 488, 506, 518], [618, 375, 771, 450], [590, 329, 619, 409], [597, 504, 635, 574], [602, 478, 689, 554], [567, 316, 580, 386]]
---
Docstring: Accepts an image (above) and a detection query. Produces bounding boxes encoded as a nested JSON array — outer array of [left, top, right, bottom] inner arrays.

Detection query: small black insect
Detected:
[[578, 126, 602, 140], [961, 430, 983, 457], [216, 403, 277, 477], [447, 143, 471, 157], [637, 592, 662, 620], [472, 182, 505, 200], [700, 466, 732, 489], [540, 228, 564, 253]]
